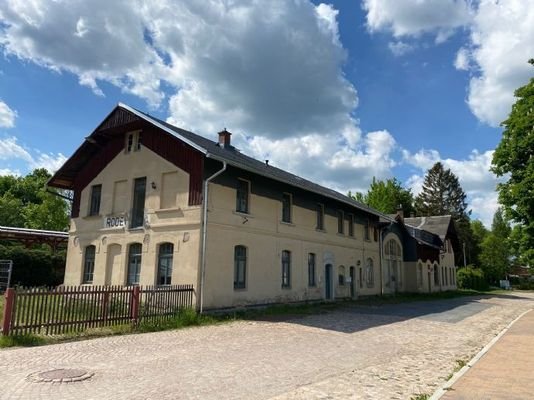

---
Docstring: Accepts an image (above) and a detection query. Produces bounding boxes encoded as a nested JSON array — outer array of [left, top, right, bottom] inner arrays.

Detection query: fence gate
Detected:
[[0, 260, 13, 293]]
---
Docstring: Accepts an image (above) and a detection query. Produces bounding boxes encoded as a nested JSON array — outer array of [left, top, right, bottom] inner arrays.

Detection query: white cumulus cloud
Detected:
[[0, 0, 401, 194], [0, 101, 17, 128], [463, 0, 534, 126], [363, 0, 534, 127], [0, 136, 65, 174], [362, 0, 471, 42]]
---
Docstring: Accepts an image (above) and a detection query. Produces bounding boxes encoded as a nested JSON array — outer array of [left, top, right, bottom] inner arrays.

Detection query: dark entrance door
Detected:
[[349, 266, 355, 298], [325, 264, 332, 300]]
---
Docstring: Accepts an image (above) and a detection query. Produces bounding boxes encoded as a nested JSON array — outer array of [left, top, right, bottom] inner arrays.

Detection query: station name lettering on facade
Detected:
[[104, 215, 126, 229]]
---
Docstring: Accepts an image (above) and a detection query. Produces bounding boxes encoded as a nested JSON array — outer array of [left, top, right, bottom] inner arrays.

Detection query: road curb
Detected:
[[429, 308, 533, 400]]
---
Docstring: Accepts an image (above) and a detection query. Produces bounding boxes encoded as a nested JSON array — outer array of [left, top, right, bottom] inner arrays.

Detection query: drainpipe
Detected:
[[199, 156, 226, 314]]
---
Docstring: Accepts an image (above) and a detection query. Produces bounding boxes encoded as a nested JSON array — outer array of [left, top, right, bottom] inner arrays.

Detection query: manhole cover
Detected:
[[27, 368, 94, 383]]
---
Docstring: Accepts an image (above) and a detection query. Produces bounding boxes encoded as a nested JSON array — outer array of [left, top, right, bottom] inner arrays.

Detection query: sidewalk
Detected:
[[440, 309, 534, 400]]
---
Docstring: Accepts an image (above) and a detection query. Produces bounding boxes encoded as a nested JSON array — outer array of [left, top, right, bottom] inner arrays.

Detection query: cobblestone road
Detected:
[[1, 293, 533, 400]]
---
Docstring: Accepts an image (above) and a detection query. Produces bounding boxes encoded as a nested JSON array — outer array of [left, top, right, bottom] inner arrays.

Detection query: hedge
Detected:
[[0, 244, 65, 287], [456, 266, 489, 291]]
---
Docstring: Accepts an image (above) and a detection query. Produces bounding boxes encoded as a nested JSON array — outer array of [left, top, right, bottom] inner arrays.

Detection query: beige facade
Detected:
[[202, 182, 382, 309], [63, 142, 457, 309], [64, 145, 201, 290], [56, 104, 457, 311]]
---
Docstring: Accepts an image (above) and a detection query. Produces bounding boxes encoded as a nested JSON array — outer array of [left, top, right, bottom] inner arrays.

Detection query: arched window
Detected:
[[127, 243, 142, 285], [417, 262, 423, 288], [338, 265, 345, 286], [234, 245, 247, 289], [384, 239, 403, 287], [366, 258, 374, 287], [83, 245, 96, 284], [157, 243, 173, 285], [433, 263, 440, 286], [281, 250, 291, 288]]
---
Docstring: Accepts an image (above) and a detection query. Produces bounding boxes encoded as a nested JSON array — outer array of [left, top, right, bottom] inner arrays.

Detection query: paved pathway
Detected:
[[0, 293, 533, 400], [441, 308, 534, 400]]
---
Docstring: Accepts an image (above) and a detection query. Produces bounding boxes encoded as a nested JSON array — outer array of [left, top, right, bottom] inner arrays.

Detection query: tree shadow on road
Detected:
[[248, 293, 534, 334]]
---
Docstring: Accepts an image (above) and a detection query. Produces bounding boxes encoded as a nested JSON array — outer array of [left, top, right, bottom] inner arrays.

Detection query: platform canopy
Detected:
[[0, 226, 68, 251]]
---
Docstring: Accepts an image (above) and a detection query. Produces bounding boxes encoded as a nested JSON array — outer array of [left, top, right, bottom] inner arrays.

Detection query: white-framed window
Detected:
[[127, 243, 142, 285], [157, 243, 173, 285], [126, 131, 142, 153], [83, 245, 96, 284]]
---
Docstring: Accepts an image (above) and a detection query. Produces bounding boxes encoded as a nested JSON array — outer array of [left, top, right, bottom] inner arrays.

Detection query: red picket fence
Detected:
[[1, 285, 195, 336]]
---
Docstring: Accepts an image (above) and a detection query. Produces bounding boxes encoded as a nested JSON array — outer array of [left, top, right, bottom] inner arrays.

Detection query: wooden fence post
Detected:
[[2, 288, 15, 336], [131, 286, 140, 326]]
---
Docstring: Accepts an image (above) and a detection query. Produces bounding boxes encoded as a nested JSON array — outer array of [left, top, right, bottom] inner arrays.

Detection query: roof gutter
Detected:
[[204, 153, 394, 222], [199, 154, 226, 314]]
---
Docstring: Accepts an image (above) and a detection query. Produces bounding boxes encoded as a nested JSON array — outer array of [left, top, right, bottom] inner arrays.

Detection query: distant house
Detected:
[[48, 103, 457, 310]]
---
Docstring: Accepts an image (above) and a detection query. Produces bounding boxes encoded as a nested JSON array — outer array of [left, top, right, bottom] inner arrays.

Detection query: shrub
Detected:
[[0, 244, 65, 287], [457, 267, 489, 291]]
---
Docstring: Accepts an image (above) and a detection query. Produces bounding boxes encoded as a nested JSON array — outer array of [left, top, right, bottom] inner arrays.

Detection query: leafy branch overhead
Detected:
[[491, 58, 534, 266]]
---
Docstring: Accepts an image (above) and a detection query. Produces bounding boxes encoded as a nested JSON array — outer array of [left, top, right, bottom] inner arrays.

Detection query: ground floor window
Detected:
[[157, 243, 173, 285], [282, 250, 291, 288], [417, 262, 423, 288], [83, 245, 96, 284], [127, 243, 142, 285], [234, 245, 247, 289], [308, 253, 316, 287], [434, 264, 439, 286]]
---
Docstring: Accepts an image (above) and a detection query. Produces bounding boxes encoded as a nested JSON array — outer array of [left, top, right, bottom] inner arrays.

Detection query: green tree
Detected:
[[480, 208, 511, 284], [0, 192, 25, 227], [509, 225, 534, 266], [415, 162, 473, 265], [470, 219, 489, 266], [491, 59, 534, 266], [415, 162, 469, 218], [0, 169, 69, 231], [349, 178, 415, 215]]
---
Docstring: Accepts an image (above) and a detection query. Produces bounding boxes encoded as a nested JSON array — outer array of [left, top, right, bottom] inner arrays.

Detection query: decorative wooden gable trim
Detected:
[[56, 106, 205, 218]]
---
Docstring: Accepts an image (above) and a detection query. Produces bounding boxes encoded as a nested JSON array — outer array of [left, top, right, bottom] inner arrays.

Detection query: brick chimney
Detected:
[[218, 129, 232, 148], [396, 204, 404, 222]]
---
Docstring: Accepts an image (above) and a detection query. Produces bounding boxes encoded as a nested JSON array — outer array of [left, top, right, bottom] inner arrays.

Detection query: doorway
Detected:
[[325, 264, 333, 300]]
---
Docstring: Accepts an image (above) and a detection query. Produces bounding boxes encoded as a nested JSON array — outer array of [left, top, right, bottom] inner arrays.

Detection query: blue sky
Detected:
[[0, 0, 533, 226]]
